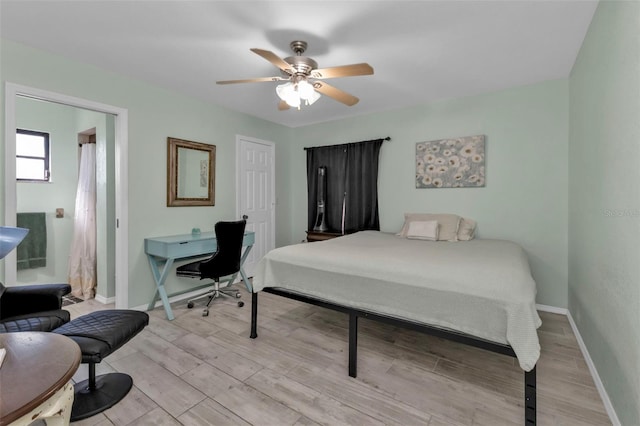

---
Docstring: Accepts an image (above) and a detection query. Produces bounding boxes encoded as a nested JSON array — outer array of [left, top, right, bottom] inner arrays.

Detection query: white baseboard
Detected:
[[535, 303, 620, 425], [566, 311, 621, 426], [535, 303, 568, 315], [94, 294, 115, 304]]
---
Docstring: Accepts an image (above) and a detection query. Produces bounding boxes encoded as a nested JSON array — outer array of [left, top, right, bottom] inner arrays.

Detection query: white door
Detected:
[[236, 135, 275, 277]]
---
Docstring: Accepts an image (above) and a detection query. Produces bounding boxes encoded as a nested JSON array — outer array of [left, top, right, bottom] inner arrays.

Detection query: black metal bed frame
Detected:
[[250, 288, 536, 425]]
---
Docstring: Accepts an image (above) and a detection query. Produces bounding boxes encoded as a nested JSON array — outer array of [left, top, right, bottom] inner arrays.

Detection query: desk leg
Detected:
[[238, 244, 254, 292], [146, 255, 176, 321]]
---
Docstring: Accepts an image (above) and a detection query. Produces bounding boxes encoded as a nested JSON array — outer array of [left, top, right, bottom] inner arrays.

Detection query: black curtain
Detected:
[[307, 144, 347, 232], [344, 140, 383, 233], [306, 139, 383, 233]]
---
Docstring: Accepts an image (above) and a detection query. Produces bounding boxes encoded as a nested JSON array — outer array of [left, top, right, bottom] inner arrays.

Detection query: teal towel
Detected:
[[16, 212, 47, 270]]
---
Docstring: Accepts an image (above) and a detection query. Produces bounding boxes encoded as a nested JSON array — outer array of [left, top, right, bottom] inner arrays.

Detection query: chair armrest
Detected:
[[1, 284, 71, 319]]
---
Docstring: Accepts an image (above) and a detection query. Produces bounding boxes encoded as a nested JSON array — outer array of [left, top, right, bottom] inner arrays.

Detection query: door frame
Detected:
[[235, 134, 276, 260], [4, 82, 129, 309]]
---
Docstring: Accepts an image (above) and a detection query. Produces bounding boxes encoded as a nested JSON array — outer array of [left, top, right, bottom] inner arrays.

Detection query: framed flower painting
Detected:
[[416, 135, 485, 188]]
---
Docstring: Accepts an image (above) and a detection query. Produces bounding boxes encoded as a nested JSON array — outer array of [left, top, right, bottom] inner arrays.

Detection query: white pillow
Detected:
[[406, 220, 439, 241], [397, 213, 461, 242]]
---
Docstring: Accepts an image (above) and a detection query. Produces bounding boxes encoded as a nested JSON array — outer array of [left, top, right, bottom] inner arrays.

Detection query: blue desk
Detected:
[[144, 231, 255, 320]]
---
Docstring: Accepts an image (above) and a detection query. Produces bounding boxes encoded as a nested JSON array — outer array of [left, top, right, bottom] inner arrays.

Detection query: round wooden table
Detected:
[[0, 332, 81, 425]]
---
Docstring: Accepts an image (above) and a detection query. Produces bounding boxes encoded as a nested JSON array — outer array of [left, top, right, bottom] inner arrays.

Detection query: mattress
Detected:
[[252, 231, 541, 371]]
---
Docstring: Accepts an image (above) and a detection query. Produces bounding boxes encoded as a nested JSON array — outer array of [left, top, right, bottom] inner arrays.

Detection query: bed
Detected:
[[249, 231, 540, 424]]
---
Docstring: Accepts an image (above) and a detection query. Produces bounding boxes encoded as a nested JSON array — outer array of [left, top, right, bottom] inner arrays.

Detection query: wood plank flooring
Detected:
[[66, 287, 611, 425]]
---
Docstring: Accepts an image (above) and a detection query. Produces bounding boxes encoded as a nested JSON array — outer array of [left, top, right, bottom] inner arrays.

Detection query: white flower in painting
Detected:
[[438, 166, 448, 174], [424, 154, 436, 163], [452, 183, 462, 188], [471, 154, 483, 163], [421, 175, 433, 185], [454, 173, 463, 181], [476, 177, 485, 186], [430, 144, 441, 153], [458, 163, 471, 173], [448, 156, 460, 167], [417, 143, 427, 152], [446, 139, 457, 147], [468, 174, 478, 183], [433, 178, 443, 187], [427, 164, 436, 172], [443, 149, 452, 157], [460, 143, 476, 158], [435, 157, 446, 165]]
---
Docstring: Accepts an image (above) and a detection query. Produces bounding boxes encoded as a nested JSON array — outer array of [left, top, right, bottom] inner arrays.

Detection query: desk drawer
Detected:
[[145, 238, 215, 258]]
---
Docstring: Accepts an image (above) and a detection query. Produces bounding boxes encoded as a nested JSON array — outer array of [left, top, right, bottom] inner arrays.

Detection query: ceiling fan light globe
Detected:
[[285, 97, 300, 108], [276, 82, 294, 101], [297, 80, 315, 100], [285, 93, 301, 108], [306, 89, 321, 105]]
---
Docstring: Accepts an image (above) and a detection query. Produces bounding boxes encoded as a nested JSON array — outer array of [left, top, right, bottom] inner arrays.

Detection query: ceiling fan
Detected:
[[216, 41, 374, 110]]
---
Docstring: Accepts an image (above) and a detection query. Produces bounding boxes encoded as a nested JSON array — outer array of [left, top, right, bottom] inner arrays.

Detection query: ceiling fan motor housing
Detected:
[[282, 56, 318, 77], [281, 40, 318, 78]]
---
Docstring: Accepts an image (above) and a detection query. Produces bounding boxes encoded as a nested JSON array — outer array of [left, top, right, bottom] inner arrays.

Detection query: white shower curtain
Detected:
[[68, 143, 97, 299]]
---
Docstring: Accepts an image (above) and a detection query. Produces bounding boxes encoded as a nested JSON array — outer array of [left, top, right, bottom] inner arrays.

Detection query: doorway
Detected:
[[236, 135, 275, 276], [4, 82, 129, 308]]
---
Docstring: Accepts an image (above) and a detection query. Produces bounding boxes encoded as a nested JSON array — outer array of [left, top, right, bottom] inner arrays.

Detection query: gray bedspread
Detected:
[[252, 231, 541, 371]]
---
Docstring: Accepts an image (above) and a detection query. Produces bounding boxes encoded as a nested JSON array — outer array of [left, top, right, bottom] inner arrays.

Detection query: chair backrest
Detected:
[[198, 220, 246, 279]]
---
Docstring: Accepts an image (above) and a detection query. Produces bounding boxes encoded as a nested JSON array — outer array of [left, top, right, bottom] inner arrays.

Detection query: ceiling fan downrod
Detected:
[[290, 40, 307, 56]]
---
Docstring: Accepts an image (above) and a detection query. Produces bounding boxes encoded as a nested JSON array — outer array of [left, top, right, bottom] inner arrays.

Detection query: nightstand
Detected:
[[306, 230, 343, 242]]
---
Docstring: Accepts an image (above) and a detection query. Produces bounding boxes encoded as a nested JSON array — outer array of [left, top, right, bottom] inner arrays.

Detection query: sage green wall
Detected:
[[568, 1, 640, 424], [15, 97, 77, 285], [291, 80, 569, 307], [1, 39, 293, 307]]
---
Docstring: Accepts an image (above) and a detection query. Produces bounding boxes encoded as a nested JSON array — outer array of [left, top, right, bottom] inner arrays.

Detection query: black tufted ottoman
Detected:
[[53, 309, 149, 421]]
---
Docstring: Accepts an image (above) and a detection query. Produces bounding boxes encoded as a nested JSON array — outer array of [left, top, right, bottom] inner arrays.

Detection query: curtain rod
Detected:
[[304, 136, 391, 151]]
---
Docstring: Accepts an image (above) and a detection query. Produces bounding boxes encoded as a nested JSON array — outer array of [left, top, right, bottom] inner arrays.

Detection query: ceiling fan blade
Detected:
[[217, 76, 287, 85], [250, 48, 293, 74], [312, 81, 359, 106], [310, 63, 374, 79], [278, 100, 290, 111]]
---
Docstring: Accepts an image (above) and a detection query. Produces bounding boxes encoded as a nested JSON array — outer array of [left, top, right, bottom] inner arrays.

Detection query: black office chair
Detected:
[[176, 220, 246, 316]]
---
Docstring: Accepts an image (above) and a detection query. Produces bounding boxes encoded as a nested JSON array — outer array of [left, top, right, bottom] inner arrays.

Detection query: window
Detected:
[[17, 129, 50, 182]]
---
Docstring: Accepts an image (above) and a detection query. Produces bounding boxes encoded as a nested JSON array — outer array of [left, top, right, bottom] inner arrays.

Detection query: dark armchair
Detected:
[[1, 224, 72, 333], [0, 282, 72, 333]]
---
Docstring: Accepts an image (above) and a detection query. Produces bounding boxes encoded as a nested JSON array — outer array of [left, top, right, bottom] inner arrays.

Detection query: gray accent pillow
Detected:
[[457, 217, 477, 241]]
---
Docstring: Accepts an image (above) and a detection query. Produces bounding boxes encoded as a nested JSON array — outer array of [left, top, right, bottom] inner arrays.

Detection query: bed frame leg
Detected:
[[348, 312, 358, 378], [250, 292, 258, 339], [525, 366, 536, 425]]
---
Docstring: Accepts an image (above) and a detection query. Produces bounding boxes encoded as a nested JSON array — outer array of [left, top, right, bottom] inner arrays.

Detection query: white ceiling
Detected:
[[0, 1, 598, 128]]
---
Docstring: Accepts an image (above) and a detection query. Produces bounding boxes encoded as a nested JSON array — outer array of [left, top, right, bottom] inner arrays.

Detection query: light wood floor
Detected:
[[66, 287, 611, 426]]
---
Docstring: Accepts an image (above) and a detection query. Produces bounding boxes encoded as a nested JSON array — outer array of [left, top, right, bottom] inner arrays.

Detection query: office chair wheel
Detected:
[[202, 308, 209, 317], [237, 301, 244, 308], [187, 302, 194, 309]]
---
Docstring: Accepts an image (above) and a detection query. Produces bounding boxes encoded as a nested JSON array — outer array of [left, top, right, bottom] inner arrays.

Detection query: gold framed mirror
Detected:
[[167, 137, 216, 206]]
